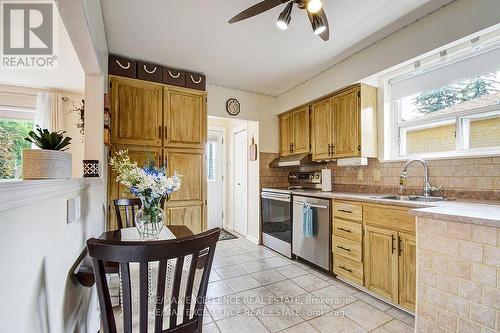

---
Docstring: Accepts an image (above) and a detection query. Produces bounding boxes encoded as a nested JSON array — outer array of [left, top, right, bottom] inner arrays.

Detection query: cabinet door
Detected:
[[164, 87, 206, 148], [333, 87, 360, 158], [291, 106, 310, 154], [364, 226, 399, 303], [108, 145, 162, 230], [311, 98, 333, 160], [399, 232, 416, 311], [163, 148, 205, 204], [111, 77, 163, 146], [279, 113, 292, 156], [165, 204, 203, 234]]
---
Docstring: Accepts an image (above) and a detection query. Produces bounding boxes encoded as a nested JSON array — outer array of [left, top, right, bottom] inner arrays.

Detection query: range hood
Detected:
[[270, 153, 314, 167]]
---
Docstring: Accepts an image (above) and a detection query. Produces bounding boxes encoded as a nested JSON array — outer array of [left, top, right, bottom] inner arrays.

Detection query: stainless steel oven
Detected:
[[261, 189, 292, 258]]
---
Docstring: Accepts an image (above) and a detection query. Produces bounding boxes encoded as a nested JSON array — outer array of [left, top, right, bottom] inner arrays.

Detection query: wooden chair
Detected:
[[113, 198, 142, 229], [87, 227, 221, 333]]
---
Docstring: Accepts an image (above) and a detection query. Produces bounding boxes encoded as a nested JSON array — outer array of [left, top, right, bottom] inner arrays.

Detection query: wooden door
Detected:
[[399, 232, 416, 311], [291, 106, 310, 154], [165, 204, 203, 234], [311, 98, 333, 160], [364, 225, 399, 303], [279, 113, 292, 156], [110, 76, 163, 147], [333, 87, 360, 158], [108, 145, 162, 230], [164, 87, 206, 148]]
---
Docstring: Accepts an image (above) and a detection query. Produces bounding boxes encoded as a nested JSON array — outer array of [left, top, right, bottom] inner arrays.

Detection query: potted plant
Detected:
[[23, 126, 72, 179], [110, 150, 182, 240]]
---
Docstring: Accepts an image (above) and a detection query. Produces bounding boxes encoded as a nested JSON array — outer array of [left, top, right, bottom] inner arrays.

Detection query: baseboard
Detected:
[[246, 235, 259, 244]]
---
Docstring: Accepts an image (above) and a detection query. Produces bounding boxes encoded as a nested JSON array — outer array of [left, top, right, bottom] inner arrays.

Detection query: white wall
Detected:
[[276, 0, 500, 113], [207, 85, 278, 153]]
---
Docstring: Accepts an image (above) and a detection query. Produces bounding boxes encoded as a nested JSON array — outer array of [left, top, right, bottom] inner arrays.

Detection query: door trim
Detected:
[[207, 127, 226, 229]]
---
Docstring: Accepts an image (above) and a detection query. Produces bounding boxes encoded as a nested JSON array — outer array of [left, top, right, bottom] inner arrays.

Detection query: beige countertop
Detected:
[[289, 190, 500, 227]]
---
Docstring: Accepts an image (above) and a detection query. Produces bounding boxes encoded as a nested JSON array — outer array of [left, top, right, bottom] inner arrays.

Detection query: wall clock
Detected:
[[226, 98, 240, 116]]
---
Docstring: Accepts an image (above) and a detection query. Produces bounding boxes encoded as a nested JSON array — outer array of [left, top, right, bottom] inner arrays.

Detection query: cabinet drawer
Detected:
[[333, 254, 363, 286], [109, 55, 137, 78], [163, 67, 186, 87], [185, 72, 206, 91], [333, 201, 362, 221], [332, 235, 362, 262], [333, 218, 362, 242], [137, 61, 163, 83], [364, 204, 415, 233]]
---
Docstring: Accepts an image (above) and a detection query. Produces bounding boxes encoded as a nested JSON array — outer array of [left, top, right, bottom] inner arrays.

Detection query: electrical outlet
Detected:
[[67, 196, 81, 223], [373, 169, 381, 182], [357, 169, 364, 181]]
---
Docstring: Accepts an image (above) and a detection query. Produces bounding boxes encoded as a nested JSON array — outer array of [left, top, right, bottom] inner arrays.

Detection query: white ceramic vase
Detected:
[[23, 149, 72, 179]]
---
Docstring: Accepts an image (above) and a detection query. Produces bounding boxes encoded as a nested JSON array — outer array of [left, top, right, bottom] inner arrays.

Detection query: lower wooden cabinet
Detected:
[[165, 203, 203, 234], [398, 232, 417, 311], [333, 254, 363, 286], [364, 225, 399, 304]]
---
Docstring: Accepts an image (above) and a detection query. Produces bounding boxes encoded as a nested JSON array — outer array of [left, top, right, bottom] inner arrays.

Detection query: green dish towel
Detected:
[[303, 203, 314, 238]]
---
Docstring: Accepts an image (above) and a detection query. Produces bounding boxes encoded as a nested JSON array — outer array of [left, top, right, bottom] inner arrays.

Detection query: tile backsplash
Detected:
[[259, 153, 500, 200]]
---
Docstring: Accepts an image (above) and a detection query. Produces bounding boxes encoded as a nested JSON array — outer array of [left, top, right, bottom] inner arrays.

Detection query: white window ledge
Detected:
[[0, 178, 103, 213]]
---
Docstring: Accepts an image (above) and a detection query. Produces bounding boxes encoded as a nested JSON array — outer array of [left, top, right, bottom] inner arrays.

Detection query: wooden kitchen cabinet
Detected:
[[164, 87, 206, 148], [333, 86, 361, 157], [398, 232, 417, 311], [311, 97, 334, 160], [364, 225, 399, 303], [110, 76, 163, 147], [165, 203, 203, 234], [107, 145, 162, 230], [279, 106, 310, 156]]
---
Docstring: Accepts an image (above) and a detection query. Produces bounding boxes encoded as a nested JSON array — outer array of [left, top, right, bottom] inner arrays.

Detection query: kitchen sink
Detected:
[[374, 195, 447, 202]]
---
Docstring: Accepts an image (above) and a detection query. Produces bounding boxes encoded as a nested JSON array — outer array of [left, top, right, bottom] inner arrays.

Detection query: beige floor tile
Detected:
[[216, 313, 269, 333], [311, 285, 357, 309], [238, 286, 281, 310], [251, 269, 287, 285], [241, 260, 272, 274], [308, 268, 334, 281], [285, 293, 332, 320], [352, 291, 392, 311], [262, 256, 293, 268], [278, 321, 319, 333], [385, 307, 414, 324], [228, 253, 258, 263], [226, 274, 262, 292], [309, 310, 367, 333], [209, 270, 222, 282], [202, 322, 220, 333], [291, 274, 331, 292], [251, 248, 279, 260], [343, 301, 393, 330], [206, 294, 251, 321], [254, 302, 304, 332], [275, 264, 309, 279], [215, 264, 248, 279], [329, 278, 359, 294], [207, 280, 234, 299], [266, 280, 308, 299], [372, 319, 414, 333]]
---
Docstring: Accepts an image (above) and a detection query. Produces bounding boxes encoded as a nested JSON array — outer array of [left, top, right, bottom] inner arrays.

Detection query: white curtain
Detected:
[[33, 92, 63, 133]]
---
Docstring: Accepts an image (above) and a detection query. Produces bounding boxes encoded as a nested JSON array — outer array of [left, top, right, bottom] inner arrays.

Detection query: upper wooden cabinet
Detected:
[[111, 76, 163, 147], [311, 97, 334, 160], [333, 86, 361, 158], [279, 106, 310, 156], [164, 87, 206, 148]]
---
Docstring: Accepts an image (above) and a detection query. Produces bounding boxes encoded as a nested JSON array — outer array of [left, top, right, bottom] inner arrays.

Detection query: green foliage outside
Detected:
[[413, 73, 500, 114], [0, 119, 33, 179]]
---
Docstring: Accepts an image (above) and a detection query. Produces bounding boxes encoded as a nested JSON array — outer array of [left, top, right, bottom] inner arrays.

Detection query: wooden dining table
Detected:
[[73, 225, 194, 287]]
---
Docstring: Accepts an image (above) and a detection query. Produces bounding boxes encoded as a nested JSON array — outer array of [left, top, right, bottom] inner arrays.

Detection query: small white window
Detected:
[[206, 141, 216, 182]]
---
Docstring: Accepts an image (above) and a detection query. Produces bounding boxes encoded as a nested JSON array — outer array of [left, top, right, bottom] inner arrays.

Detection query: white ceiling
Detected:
[[101, 0, 453, 96], [0, 8, 85, 93]]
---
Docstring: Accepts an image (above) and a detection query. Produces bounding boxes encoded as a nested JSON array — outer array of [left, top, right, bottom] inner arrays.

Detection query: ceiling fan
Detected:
[[228, 0, 329, 41]]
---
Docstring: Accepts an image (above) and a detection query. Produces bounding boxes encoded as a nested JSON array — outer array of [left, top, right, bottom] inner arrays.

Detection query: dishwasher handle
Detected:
[[293, 201, 329, 209]]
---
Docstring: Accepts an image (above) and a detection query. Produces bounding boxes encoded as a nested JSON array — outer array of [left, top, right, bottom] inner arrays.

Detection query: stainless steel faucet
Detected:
[[400, 158, 443, 197]]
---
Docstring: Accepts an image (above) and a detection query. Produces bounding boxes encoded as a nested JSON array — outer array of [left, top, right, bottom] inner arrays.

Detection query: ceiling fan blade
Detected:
[[228, 0, 287, 24], [318, 8, 329, 41]]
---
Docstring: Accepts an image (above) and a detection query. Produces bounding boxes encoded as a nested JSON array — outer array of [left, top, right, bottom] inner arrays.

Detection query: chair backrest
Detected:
[[113, 198, 142, 229], [87, 227, 221, 333]]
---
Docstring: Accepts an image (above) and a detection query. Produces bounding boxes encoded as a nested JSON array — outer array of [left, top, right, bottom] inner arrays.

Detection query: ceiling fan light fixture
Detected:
[[276, 2, 293, 30], [311, 13, 326, 35], [306, 0, 322, 13]]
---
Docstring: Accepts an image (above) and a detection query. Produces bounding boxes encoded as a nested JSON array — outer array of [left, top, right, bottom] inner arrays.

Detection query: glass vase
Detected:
[[135, 196, 165, 240]]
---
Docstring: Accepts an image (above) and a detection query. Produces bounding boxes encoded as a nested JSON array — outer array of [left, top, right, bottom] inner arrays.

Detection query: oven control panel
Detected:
[[288, 171, 321, 184]]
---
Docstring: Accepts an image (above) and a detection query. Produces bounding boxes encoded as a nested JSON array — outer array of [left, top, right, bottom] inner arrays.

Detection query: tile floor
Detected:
[[202, 234, 415, 333]]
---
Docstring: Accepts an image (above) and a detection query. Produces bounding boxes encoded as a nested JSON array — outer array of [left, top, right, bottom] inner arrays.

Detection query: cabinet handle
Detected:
[[399, 237, 403, 256], [332, 145, 335, 155], [289, 143, 292, 153], [391, 234, 396, 254], [159, 125, 162, 139], [158, 155, 162, 166], [115, 59, 130, 69], [337, 227, 351, 233], [328, 144, 331, 156], [168, 70, 181, 79], [336, 245, 351, 252], [164, 126, 168, 139], [291, 143, 294, 153], [339, 265, 352, 273], [143, 65, 157, 74], [338, 209, 352, 214]]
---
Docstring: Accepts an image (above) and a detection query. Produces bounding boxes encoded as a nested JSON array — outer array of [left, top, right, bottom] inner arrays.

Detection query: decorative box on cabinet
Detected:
[[185, 72, 206, 91], [137, 61, 163, 83], [108, 55, 137, 78], [163, 67, 186, 87]]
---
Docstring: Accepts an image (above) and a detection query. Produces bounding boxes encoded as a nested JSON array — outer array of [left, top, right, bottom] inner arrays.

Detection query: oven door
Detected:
[[261, 192, 291, 244]]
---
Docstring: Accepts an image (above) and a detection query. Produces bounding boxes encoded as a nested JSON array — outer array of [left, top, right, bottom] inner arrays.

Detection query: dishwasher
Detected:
[[292, 195, 331, 270]]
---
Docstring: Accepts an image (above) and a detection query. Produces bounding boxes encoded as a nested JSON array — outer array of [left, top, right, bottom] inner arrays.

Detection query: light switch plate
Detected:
[[67, 196, 81, 223]]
